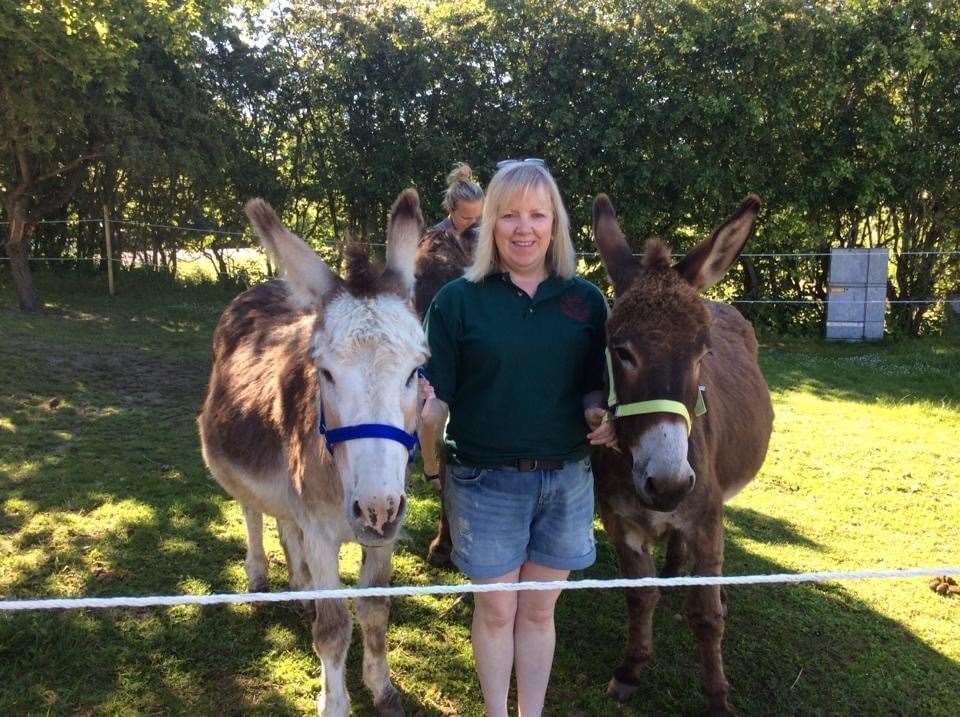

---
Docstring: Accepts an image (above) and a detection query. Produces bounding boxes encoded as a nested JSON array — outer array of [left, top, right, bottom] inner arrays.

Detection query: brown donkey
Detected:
[[198, 190, 427, 716], [591, 194, 773, 715]]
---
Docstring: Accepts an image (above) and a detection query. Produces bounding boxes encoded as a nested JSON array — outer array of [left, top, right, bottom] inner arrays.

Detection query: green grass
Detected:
[[1, 268, 958, 715]]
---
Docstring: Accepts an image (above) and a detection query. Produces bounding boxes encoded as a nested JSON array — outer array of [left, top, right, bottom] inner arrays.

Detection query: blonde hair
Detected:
[[465, 162, 576, 281], [441, 163, 484, 213]]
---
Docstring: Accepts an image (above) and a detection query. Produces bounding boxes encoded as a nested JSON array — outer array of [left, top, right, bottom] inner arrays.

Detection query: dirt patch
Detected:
[[35, 342, 209, 407]]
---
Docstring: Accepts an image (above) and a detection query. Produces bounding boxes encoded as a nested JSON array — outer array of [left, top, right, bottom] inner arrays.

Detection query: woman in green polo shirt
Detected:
[[422, 160, 616, 716]]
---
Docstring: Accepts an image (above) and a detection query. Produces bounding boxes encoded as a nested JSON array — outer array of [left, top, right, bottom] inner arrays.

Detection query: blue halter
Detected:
[[319, 410, 418, 464], [316, 368, 424, 463]]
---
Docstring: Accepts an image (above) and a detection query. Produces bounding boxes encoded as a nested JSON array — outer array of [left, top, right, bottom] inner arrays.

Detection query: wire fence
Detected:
[[3, 217, 958, 307], [0, 255, 949, 305], [3, 216, 959, 256]]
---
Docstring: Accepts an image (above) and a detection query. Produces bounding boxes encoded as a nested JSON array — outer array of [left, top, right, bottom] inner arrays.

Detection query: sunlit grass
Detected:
[[0, 270, 957, 715]]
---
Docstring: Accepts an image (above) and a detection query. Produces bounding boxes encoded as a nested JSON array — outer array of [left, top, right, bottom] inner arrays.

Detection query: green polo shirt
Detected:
[[424, 272, 608, 467]]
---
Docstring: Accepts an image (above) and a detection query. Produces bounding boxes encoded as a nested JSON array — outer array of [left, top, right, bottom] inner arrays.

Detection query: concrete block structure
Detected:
[[826, 248, 889, 341]]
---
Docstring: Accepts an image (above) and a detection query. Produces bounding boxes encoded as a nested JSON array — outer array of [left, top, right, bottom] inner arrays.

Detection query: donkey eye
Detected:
[[320, 369, 335, 384], [406, 368, 418, 387]]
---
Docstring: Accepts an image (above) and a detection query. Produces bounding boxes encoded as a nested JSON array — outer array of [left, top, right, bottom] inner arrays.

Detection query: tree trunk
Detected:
[[5, 212, 40, 312], [740, 256, 760, 299]]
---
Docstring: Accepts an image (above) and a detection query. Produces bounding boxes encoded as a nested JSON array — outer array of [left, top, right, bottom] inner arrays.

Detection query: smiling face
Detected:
[[493, 184, 554, 279]]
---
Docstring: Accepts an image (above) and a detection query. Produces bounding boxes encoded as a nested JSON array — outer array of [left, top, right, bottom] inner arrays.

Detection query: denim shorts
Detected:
[[444, 457, 596, 579]]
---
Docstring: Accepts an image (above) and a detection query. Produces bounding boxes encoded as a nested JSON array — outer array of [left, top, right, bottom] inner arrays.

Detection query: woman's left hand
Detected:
[[418, 375, 436, 409], [585, 407, 618, 449]]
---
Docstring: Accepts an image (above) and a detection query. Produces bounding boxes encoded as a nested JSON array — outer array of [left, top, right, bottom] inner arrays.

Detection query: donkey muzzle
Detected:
[[633, 465, 696, 512], [349, 494, 407, 545]]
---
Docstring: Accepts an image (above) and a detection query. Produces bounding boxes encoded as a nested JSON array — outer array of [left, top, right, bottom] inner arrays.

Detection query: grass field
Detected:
[[1, 268, 958, 716]]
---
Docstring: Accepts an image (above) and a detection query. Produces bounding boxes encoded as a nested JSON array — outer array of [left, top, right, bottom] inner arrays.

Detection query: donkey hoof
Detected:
[[374, 685, 405, 716], [426, 541, 452, 567], [606, 676, 640, 703], [705, 695, 737, 717]]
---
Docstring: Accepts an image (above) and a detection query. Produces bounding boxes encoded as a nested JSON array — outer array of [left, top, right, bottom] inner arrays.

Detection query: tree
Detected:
[[0, 0, 233, 310]]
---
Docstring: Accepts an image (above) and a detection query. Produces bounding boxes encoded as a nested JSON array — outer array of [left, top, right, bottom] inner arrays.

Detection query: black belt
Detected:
[[511, 458, 565, 472]]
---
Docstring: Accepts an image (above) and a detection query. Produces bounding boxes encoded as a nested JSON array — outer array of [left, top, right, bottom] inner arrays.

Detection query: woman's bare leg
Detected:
[[515, 563, 568, 717], [472, 568, 521, 717]]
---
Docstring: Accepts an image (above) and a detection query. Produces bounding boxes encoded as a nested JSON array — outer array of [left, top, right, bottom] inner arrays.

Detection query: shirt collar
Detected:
[[489, 271, 575, 302]]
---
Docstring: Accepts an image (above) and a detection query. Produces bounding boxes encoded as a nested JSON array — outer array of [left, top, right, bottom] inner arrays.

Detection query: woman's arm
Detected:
[[420, 287, 460, 483], [419, 376, 448, 486], [583, 286, 617, 449]]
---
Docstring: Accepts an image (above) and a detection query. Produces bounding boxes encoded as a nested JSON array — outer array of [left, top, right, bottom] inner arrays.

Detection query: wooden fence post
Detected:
[[103, 205, 115, 296]]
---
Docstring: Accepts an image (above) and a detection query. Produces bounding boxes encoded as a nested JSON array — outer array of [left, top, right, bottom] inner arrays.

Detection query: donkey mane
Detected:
[[641, 238, 673, 272], [609, 240, 709, 345], [342, 244, 407, 298]]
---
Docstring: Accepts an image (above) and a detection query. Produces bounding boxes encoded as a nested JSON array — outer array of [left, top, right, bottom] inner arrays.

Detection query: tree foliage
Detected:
[[2, 0, 958, 334]]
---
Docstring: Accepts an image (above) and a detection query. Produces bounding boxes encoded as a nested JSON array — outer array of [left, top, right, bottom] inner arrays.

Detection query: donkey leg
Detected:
[[686, 521, 734, 716], [357, 545, 404, 716], [659, 529, 688, 578], [420, 397, 452, 567], [301, 528, 352, 717], [242, 505, 269, 592], [427, 465, 453, 567], [277, 519, 314, 618], [607, 525, 659, 703]]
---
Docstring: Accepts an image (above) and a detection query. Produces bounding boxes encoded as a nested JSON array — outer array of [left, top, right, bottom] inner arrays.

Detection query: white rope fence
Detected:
[[1, 566, 957, 612]]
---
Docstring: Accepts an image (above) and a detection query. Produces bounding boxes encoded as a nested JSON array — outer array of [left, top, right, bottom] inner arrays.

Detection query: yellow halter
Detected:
[[605, 348, 707, 434]]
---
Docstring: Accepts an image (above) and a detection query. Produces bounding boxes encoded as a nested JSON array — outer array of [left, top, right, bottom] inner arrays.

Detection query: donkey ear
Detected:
[[593, 194, 640, 296], [674, 194, 761, 290], [384, 187, 424, 298], [245, 199, 339, 307]]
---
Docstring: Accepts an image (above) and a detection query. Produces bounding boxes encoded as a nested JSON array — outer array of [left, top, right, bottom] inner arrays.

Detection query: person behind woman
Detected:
[[437, 161, 485, 251], [415, 163, 485, 566], [421, 160, 616, 716], [414, 162, 485, 317]]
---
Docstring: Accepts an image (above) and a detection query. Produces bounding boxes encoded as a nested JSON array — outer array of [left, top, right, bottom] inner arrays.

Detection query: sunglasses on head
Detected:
[[495, 158, 547, 170]]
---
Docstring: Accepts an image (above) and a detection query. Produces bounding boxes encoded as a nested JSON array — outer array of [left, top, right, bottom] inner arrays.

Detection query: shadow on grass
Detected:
[[760, 338, 960, 407], [725, 505, 823, 550], [1, 604, 314, 715]]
